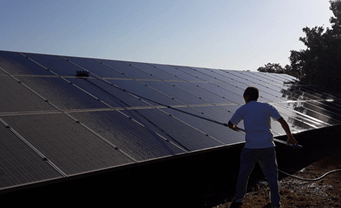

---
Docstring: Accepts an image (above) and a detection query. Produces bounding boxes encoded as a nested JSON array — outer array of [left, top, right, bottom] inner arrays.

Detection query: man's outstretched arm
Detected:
[[277, 117, 298, 146]]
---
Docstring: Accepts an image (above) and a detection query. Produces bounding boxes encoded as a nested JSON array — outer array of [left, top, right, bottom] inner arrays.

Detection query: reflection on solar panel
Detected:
[[0, 50, 340, 192]]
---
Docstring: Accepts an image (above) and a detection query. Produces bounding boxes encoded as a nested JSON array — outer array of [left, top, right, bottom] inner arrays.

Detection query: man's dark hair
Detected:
[[243, 87, 259, 101]]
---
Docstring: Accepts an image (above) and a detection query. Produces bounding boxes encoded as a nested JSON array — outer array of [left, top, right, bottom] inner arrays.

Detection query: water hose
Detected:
[[278, 169, 341, 181]]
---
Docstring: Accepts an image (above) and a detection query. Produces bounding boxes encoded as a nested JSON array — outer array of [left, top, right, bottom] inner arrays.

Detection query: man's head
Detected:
[[243, 87, 259, 103]]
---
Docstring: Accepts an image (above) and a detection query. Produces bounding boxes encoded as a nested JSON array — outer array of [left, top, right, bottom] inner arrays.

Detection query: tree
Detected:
[[257, 63, 284, 73], [257, 63, 302, 78], [258, 0, 341, 92]]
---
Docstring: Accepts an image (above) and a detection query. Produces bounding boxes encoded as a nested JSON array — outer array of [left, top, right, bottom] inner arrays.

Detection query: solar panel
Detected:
[[0, 76, 55, 113], [314, 100, 341, 117], [0, 52, 54, 75], [108, 79, 182, 106], [65, 78, 148, 108], [69, 110, 185, 160], [0, 49, 340, 193], [167, 81, 230, 104], [14, 76, 109, 110], [191, 67, 231, 82], [66, 56, 130, 79], [141, 80, 208, 105], [195, 106, 243, 135], [195, 82, 244, 104], [2, 113, 134, 176], [153, 64, 203, 81], [174, 66, 219, 82], [272, 103, 329, 129], [162, 106, 244, 145], [22, 53, 80, 76], [130, 108, 224, 151], [0, 123, 62, 189], [127, 61, 180, 80], [100, 59, 157, 80], [276, 102, 341, 125]]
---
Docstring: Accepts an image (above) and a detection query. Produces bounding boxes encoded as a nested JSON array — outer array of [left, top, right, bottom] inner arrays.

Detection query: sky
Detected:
[[0, 0, 334, 71]]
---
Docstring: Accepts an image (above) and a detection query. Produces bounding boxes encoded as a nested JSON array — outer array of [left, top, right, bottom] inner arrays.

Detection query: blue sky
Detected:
[[1, 0, 333, 71]]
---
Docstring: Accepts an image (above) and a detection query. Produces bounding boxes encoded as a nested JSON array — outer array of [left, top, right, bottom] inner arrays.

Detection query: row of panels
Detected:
[[0, 108, 247, 189], [1, 51, 340, 142], [1, 50, 341, 191], [1, 51, 340, 139], [0, 100, 336, 189], [2, 71, 341, 120], [1, 71, 340, 130], [2, 51, 340, 107]]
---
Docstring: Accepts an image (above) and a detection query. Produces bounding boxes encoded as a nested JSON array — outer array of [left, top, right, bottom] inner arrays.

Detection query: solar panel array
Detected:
[[0, 50, 340, 192]]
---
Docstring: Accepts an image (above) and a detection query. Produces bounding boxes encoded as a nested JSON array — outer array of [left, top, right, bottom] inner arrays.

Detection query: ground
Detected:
[[201, 125, 341, 208], [213, 156, 341, 208]]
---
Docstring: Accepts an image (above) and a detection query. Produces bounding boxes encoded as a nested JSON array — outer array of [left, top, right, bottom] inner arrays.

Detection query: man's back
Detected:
[[230, 101, 282, 148]]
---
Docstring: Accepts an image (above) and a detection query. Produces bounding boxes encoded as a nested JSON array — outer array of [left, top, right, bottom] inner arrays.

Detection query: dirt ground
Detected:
[[213, 156, 341, 208], [211, 125, 341, 208]]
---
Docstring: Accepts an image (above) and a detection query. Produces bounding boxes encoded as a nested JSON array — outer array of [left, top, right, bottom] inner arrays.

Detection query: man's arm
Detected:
[[228, 121, 239, 131], [277, 117, 298, 146]]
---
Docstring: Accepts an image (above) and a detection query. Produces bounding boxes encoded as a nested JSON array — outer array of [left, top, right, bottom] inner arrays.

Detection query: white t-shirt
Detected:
[[229, 101, 282, 149]]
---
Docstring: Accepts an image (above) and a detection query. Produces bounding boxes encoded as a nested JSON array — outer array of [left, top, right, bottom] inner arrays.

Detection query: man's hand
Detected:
[[277, 117, 299, 146], [228, 121, 239, 131], [287, 134, 298, 146]]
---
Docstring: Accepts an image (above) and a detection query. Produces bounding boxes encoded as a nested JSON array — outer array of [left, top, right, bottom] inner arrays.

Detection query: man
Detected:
[[228, 87, 298, 208]]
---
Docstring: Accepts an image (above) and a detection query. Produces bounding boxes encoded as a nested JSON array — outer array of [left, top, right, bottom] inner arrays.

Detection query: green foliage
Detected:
[[257, 63, 301, 78], [258, 0, 341, 92], [257, 63, 284, 73]]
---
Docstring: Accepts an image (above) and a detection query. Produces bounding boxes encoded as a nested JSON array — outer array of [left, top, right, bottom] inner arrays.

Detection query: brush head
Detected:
[[76, 70, 90, 77]]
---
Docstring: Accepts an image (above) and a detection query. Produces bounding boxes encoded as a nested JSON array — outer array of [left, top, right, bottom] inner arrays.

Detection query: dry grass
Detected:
[[213, 157, 341, 208]]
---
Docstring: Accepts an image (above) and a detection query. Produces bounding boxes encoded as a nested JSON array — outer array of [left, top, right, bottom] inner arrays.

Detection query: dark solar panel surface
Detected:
[[127, 61, 179, 80], [162, 107, 244, 145], [0, 50, 340, 192], [141, 80, 208, 105], [131, 108, 223, 150], [0, 76, 55, 112], [14, 76, 110, 110], [69, 111, 184, 160], [108, 79, 181, 106], [0, 51, 54, 75], [0, 124, 62, 189], [23, 53, 81, 76], [2, 114, 134, 176], [69, 57, 130, 79], [154, 64, 203, 81], [166, 81, 229, 104], [100, 59, 157, 80]]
